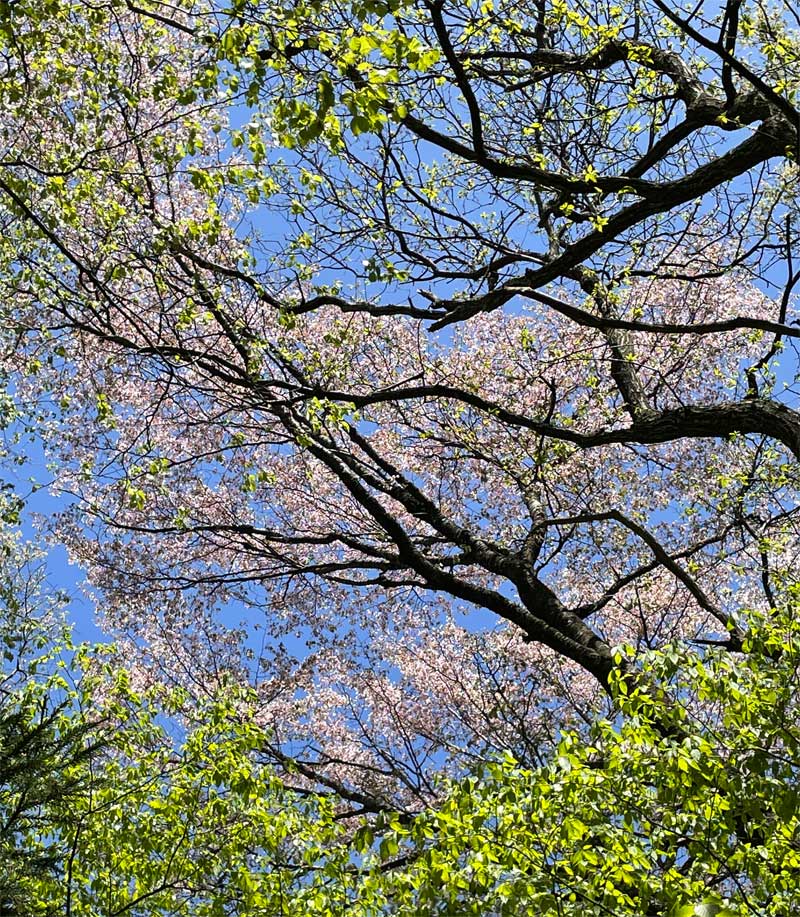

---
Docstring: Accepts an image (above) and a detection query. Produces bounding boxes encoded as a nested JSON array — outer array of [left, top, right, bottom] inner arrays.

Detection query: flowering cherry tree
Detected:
[[1, 0, 800, 815]]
